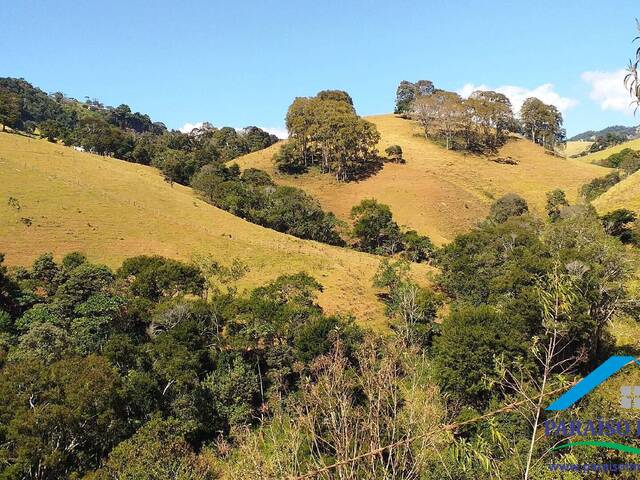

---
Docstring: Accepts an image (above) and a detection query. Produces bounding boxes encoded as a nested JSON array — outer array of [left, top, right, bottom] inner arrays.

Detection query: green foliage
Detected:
[[8, 322, 73, 363], [0, 90, 21, 131], [545, 189, 569, 222], [600, 208, 639, 244], [597, 147, 640, 174], [434, 305, 528, 407], [402, 229, 435, 262], [588, 132, 627, 152], [488, 193, 529, 224], [118, 255, 204, 301], [384, 144, 404, 163], [61, 251, 87, 270], [413, 89, 514, 153], [520, 97, 565, 150], [580, 171, 621, 201], [351, 198, 404, 254], [373, 259, 441, 346], [192, 164, 344, 245], [0, 77, 278, 189], [394, 79, 435, 114], [276, 92, 381, 181], [0, 253, 21, 319], [316, 89, 354, 107], [95, 416, 213, 480], [204, 356, 259, 428]]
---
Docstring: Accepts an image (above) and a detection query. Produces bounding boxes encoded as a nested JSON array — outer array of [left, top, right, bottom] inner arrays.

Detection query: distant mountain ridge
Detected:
[[569, 125, 640, 141]]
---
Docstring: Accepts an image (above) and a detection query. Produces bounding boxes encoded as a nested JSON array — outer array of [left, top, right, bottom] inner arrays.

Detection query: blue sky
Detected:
[[1, 0, 639, 137]]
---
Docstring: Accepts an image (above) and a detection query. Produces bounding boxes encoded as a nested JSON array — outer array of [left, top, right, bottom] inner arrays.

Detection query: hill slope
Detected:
[[593, 169, 640, 213], [0, 132, 431, 327], [580, 138, 640, 164], [563, 140, 593, 157], [236, 114, 609, 244]]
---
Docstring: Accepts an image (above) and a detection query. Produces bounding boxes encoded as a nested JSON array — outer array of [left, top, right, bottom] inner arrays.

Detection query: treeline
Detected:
[[274, 90, 382, 181], [191, 163, 344, 245], [191, 167, 435, 258], [395, 79, 565, 153], [0, 78, 278, 185]]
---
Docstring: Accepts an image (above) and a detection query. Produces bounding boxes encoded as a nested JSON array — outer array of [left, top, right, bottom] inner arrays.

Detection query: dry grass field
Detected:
[[561, 140, 594, 157], [236, 114, 609, 244], [0, 132, 435, 328], [579, 137, 640, 164]]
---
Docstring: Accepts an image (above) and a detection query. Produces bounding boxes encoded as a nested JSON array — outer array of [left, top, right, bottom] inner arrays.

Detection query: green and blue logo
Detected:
[[545, 356, 640, 455]]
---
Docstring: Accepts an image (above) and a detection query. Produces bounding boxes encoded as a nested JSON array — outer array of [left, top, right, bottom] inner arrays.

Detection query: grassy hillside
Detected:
[[580, 137, 640, 164], [593, 169, 640, 213], [562, 140, 593, 157], [236, 114, 609, 244], [0, 132, 433, 328]]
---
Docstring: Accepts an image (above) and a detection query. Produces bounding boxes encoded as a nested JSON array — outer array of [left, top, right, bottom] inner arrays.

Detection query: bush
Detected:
[[545, 189, 568, 222], [385, 145, 404, 163], [434, 305, 528, 407], [488, 193, 529, 223], [580, 171, 621, 201], [601, 208, 639, 245], [597, 148, 640, 175], [350, 199, 404, 254], [402, 230, 434, 262]]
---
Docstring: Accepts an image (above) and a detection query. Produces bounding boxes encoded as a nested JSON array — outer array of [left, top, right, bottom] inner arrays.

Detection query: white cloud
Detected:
[[260, 126, 288, 139], [179, 122, 204, 133], [457, 83, 578, 113], [581, 69, 634, 114]]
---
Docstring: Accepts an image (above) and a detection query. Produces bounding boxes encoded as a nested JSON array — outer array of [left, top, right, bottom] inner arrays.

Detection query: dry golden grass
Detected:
[[0, 132, 434, 329], [593, 170, 640, 214], [561, 140, 593, 157], [236, 114, 609, 244], [579, 137, 640, 164]]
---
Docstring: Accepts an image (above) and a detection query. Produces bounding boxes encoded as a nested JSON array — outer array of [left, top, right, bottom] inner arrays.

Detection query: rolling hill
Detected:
[[579, 137, 640, 164], [235, 114, 610, 244], [593, 169, 640, 213], [0, 132, 433, 328], [562, 140, 593, 157]]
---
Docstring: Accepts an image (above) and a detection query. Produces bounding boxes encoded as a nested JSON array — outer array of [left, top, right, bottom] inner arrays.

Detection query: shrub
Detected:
[[434, 305, 528, 407], [488, 193, 529, 223], [385, 145, 404, 163], [580, 171, 621, 201]]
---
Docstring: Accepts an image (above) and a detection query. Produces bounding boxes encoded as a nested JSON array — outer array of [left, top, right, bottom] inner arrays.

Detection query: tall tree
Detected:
[[394, 80, 435, 114], [0, 91, 21, 131], [520, 97, 565, 150]]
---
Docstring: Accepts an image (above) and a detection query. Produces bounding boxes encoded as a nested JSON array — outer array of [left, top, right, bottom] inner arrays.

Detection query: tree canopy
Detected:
[[274, 91, 381, 181]]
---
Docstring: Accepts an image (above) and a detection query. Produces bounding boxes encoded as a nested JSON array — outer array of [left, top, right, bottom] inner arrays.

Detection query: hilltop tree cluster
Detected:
[[394, 80, 435, 115], [415, 89, 515, 152], [395, 80, 566, 153], [519, 97, 565, 150], [274, 90, 381, 181], [0, 77, 278, 185]]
